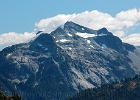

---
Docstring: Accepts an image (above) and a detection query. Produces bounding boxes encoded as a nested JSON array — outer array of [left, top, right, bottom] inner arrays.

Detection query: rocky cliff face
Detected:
[[0, 21, 140, 100]]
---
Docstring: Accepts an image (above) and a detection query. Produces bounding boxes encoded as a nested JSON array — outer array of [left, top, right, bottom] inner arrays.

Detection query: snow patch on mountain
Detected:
[[45, 48, 48, 50], [56, 40, 59, 42], [68, 47, 72, 50], [101, 44, 107, 48], [75, 32, 96, 38], [6, 53, 12, 58], [67, 33, 72, 37], [90, 45, 94, 48], [60, 39, 71, 42], [82, 28, 85, 30], [98, 33, 108, 36], [21, 79, 27, 83], [11, 79, 20, 84], [38, 43, 42, 46], [86, 39, 91, 43], [33, 82, 39, 88]]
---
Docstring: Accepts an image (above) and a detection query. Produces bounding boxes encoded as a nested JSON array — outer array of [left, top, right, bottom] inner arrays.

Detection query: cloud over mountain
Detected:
[[0, 8, 140, 49], [35, 8, 140, 35], [122, 33, 140, 46], [35, 8, 140, 46], [0, 32, 35, 45]]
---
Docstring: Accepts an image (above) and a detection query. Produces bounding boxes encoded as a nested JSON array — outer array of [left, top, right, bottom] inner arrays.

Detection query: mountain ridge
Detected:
[[0, 21, 140, 100]]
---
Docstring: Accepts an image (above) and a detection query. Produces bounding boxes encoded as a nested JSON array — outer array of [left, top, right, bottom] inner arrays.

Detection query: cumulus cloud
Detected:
[[113, 30, 126, 38], [116, 9, 140, 28], [35, 8, 140, 34], [0, 32, 36, 45], [35, 14, 77, 33], [34, 8, 140, 46], [35, 10, 115, 33], [122, 33, 140, 46], [1, 8, 140, 49]]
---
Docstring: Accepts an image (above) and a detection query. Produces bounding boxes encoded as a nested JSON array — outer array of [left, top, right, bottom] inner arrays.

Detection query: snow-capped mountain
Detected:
[[0, 21, 140, 100]]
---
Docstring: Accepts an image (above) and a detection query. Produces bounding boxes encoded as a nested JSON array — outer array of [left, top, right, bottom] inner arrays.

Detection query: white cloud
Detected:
[[122, 33, 140, 46], [116, 9, 140, 28], [35, 8, 140, 35], [35, 14, 77, 33], [34, 8, 140, 46], [35, 10, 115, 33], [1, 8, 140, 50], [0, 32, 36, 45], [113, 30, 126, 38]]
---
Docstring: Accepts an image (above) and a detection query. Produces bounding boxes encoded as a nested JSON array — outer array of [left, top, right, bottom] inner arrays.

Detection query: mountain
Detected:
[[0, 21, 140, 100], [66, 74, 140, 100]]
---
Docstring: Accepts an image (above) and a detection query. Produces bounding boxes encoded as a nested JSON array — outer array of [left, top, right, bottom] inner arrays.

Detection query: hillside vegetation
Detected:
[[66, 75, 140, 100], [0, 91, 21, 100]]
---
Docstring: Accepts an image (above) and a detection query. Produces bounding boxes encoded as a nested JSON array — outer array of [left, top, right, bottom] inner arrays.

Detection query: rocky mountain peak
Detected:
[[36, 31, 43, 35], [29, 33, 56, 53], [63, 21, 96, 34], [97, 27, 113, 35], [64, 21, 76, 26], [0, 21, 140, 100]]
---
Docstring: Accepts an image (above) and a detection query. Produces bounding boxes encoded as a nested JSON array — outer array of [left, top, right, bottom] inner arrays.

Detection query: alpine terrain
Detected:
[[0, 21, 140, 100]]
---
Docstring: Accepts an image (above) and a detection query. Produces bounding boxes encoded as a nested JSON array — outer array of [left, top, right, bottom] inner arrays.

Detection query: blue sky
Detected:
[[0, 0, 140, 50]]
